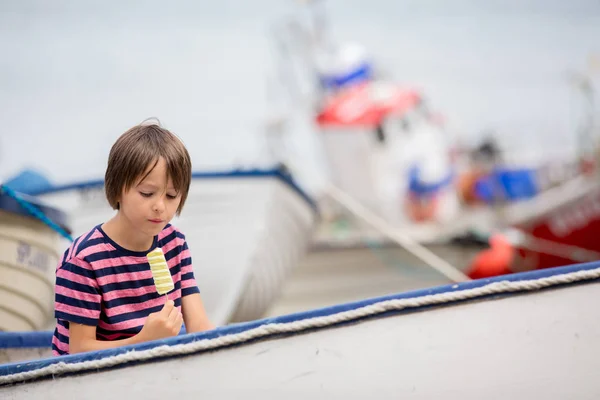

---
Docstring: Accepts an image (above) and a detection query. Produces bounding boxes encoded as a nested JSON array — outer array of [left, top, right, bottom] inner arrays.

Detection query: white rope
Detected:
[[2, 266, 599, 386], [325, 184, 471, 282]]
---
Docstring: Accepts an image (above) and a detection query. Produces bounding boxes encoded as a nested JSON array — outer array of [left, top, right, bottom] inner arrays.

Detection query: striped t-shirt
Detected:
[[52, 223, 200, 356]]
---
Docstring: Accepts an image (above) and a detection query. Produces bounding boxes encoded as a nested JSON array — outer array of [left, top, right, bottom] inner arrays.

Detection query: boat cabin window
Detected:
[[400, 116, 411, 133], [375, 124, 386, 144]]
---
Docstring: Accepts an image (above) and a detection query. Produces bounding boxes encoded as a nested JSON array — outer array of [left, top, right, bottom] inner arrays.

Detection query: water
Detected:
[[1, 0, 599, 191]]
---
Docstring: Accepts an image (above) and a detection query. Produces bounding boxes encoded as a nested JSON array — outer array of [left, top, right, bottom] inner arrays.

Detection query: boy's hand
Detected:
[[138, 300, 183, 342]]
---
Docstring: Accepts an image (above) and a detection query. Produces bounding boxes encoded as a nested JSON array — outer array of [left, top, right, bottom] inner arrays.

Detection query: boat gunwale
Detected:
[[0, 197, 71, 234], [17, 167, 319, 213]]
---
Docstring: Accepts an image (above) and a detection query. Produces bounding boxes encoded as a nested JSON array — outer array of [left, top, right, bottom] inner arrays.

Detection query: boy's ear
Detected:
[[115, 189, 124, 210]]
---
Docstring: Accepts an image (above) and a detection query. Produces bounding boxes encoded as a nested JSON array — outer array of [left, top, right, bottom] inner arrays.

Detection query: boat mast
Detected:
[[262, 0, 333, 166], [567, 54, 599, 166]]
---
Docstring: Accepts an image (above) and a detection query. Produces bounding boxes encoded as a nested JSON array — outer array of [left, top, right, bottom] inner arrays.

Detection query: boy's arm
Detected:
[[181, 293, 215, 333], [177, 236, 214, 332], [69, 300, 183, 354], [69, 323, 143, 354], [70, 294, 214, 354]]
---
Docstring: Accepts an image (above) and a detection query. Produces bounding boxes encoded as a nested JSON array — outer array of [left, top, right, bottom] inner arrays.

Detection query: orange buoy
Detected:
[[466, 233, 514, 279]]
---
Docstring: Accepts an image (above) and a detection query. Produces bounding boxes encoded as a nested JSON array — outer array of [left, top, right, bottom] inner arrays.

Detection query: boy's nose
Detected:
[[153, 199, 165, 213]]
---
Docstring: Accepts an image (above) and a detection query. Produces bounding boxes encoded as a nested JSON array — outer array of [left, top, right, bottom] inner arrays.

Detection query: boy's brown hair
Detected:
[[104, 121, 192, 215]]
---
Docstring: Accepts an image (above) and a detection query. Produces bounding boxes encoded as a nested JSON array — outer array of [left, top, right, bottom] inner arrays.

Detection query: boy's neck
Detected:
[[102, 214, 155, 252]]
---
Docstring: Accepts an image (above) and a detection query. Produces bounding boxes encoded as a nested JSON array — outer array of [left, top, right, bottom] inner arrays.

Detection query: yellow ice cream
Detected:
[[147, 248, 174, 295]]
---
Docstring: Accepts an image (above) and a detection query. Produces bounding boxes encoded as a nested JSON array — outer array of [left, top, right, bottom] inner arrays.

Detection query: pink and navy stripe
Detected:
[[52, 224, 199, 356]]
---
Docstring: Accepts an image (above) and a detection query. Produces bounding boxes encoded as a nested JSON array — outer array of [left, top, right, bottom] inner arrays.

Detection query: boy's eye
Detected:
[[140, 192, 153, 198], [166, 194, 178, 200]]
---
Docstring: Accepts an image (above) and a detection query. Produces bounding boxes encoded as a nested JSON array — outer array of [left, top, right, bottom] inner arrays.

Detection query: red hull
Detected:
[[514, 184, 600, 271]]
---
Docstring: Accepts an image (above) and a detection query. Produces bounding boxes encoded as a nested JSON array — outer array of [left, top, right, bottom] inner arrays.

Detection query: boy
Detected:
[[52, 122, 213, 355]]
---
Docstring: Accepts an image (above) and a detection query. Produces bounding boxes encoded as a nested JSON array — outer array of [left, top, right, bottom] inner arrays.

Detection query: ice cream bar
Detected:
[[147, 248, 174, 295]]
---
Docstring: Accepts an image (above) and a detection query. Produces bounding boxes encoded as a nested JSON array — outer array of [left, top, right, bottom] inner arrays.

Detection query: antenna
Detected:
[[565, 53, 599, 164]]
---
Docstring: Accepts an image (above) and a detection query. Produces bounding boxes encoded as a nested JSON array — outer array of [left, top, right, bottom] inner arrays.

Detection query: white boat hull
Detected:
[[0, 193, 69, 331], [1, 263, 598, 398], [33, 170, 317, 325]]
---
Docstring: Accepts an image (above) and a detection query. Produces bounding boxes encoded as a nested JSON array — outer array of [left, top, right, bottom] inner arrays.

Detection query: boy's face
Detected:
[[118, 157, 182, 237]]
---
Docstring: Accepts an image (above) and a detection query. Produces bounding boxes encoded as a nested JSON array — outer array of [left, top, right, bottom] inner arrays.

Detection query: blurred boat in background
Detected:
[[0, 186, 71, 332], [263, 0, 600, 281], [3, 166, 318, 326]]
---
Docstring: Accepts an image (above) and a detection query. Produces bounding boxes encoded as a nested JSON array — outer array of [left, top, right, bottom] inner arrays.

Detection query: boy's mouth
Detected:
[[148, 219, 163, 224]]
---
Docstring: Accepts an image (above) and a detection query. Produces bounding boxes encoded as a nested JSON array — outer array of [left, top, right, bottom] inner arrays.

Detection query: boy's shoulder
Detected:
[[156, 223, 187, 246], [60, 224, 107, 264]]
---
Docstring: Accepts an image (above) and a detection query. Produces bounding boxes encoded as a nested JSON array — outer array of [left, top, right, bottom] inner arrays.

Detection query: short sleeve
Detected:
[[54, 256, 102, 326], [179, 240, 200, 297]]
